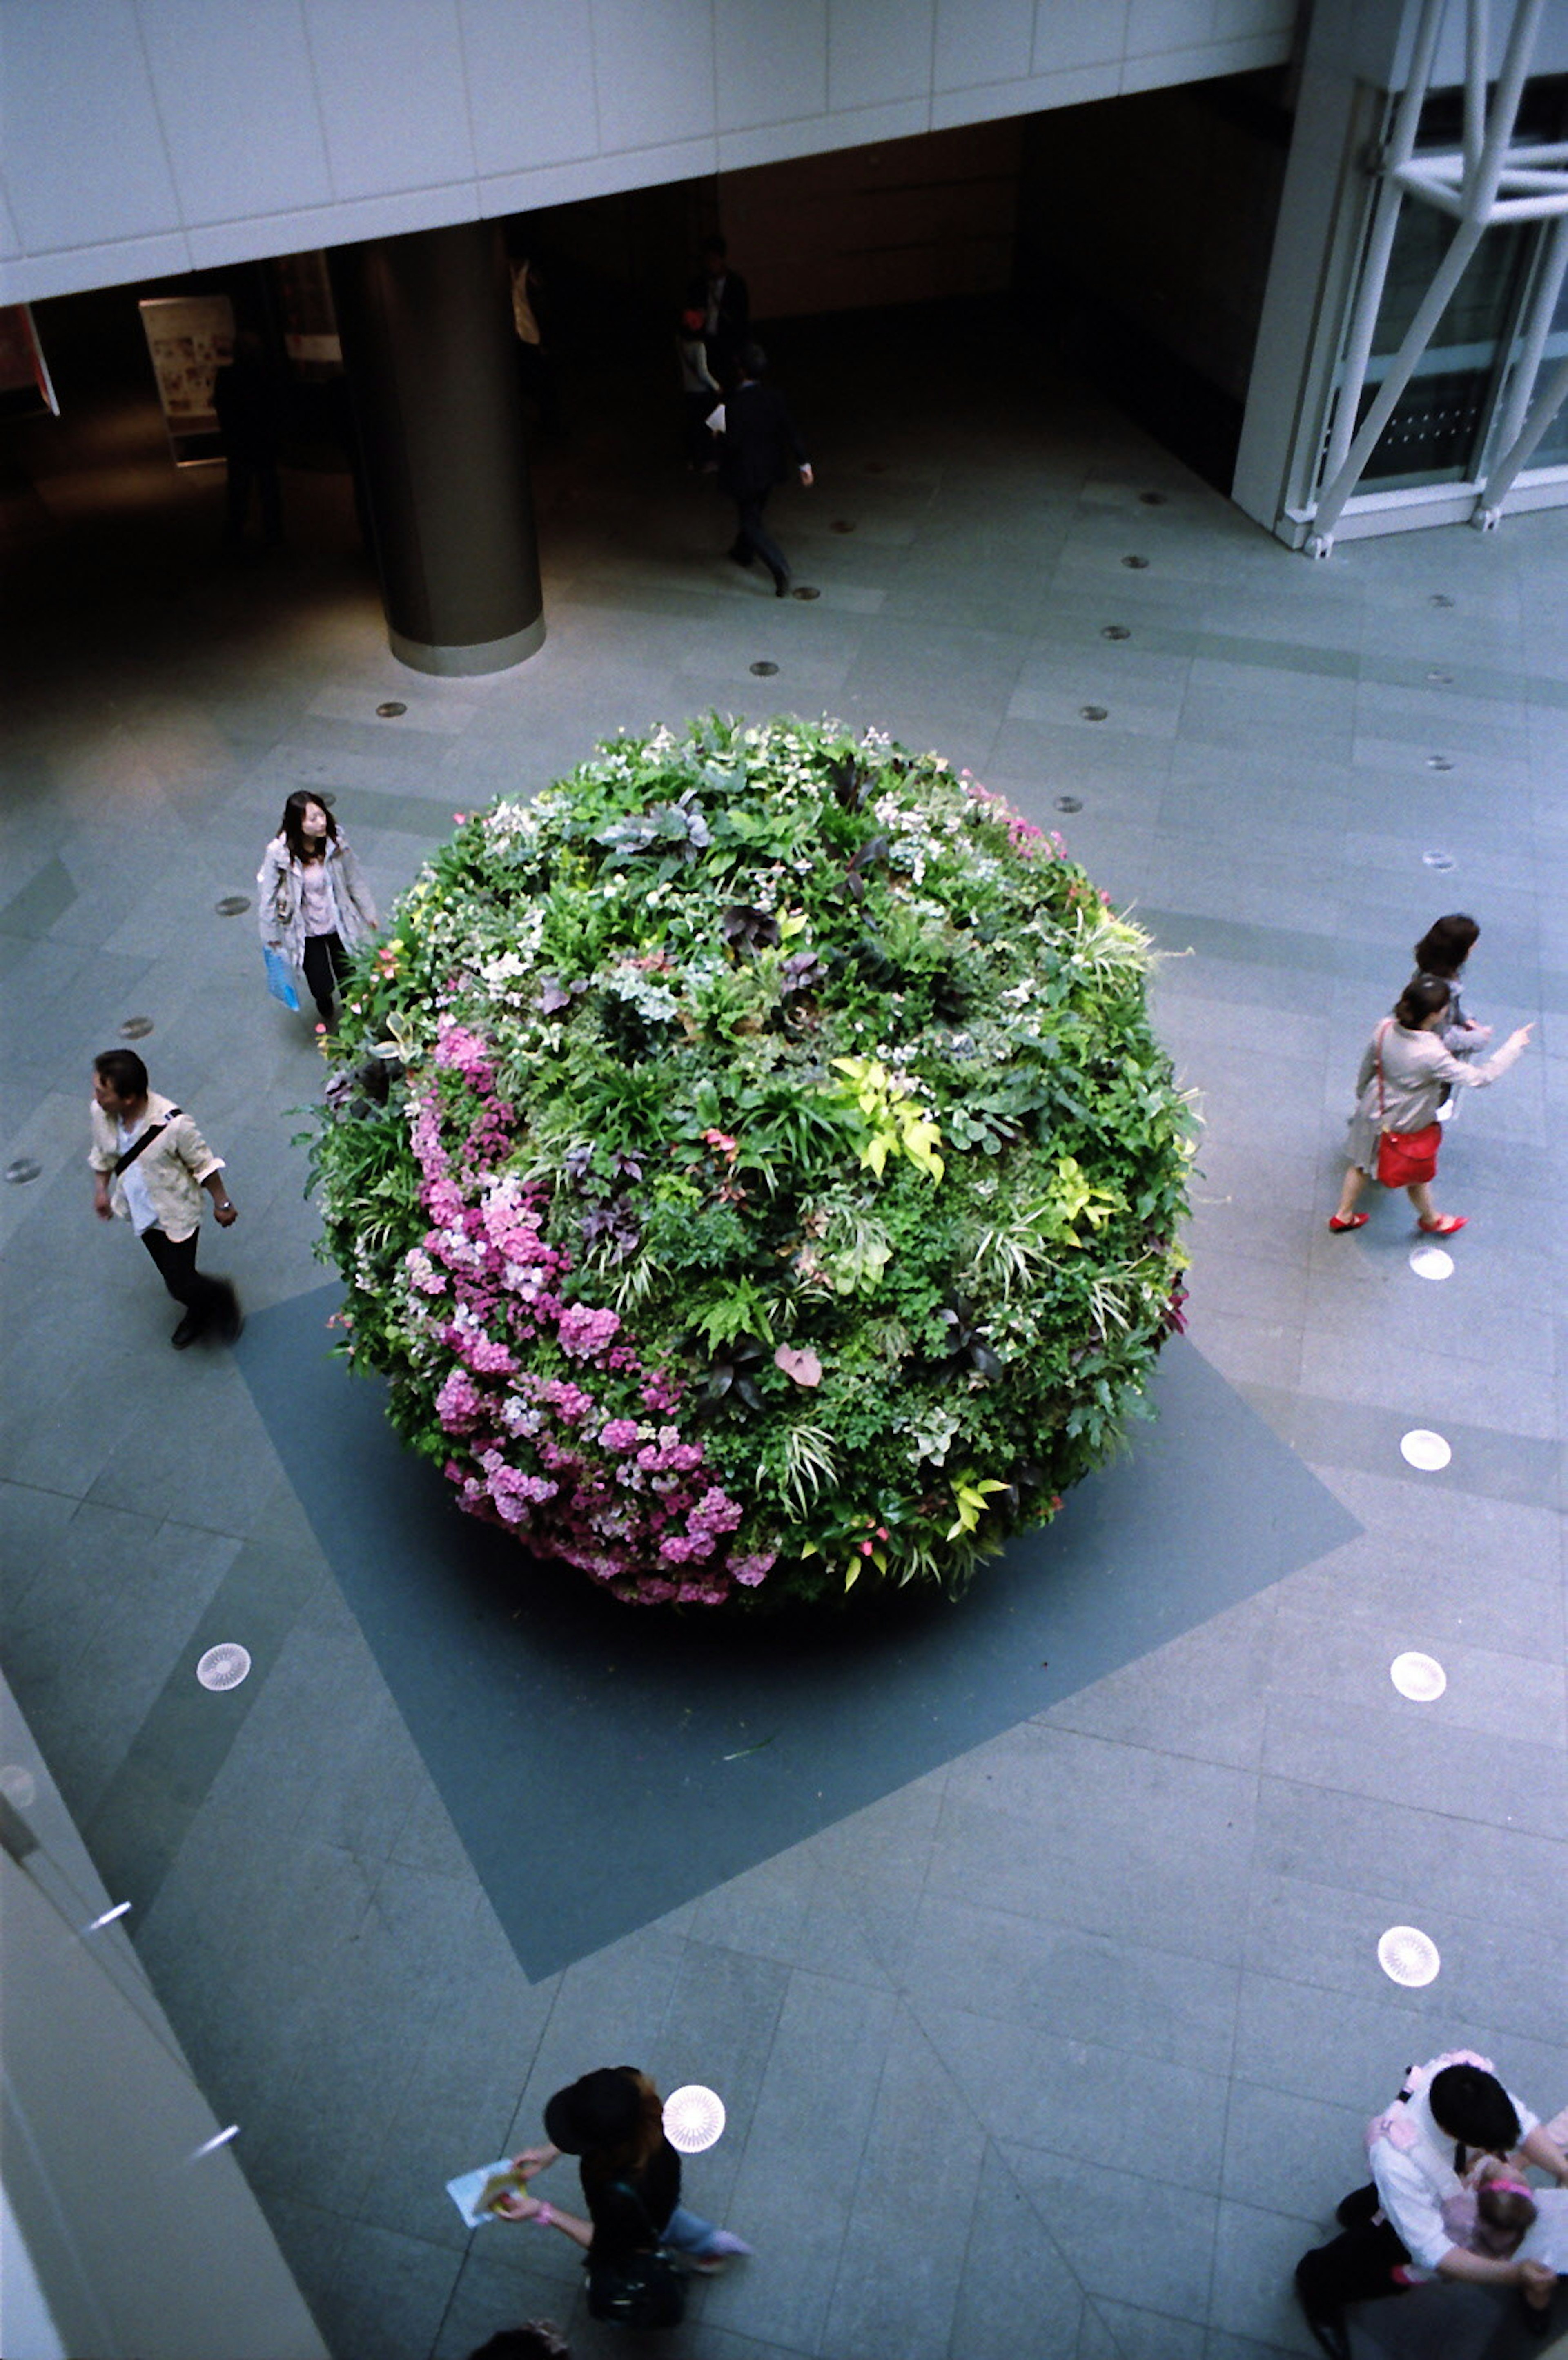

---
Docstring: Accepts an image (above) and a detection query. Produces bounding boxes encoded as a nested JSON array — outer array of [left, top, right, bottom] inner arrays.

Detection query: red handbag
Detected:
[[1373, 1020, 1441, 1187]]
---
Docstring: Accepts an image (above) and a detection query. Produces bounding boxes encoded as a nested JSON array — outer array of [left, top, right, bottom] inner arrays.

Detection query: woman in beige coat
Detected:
[[1329, 973, 1532, 1236]]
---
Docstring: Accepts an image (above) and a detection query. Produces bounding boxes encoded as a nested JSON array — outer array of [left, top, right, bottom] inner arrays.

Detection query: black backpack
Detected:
[[584, 2181, 687, 2331]]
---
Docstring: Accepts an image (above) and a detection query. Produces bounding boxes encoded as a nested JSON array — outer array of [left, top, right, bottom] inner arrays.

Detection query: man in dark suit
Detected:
[[692, 237, 749, 383], [713, 344, 813, 598]]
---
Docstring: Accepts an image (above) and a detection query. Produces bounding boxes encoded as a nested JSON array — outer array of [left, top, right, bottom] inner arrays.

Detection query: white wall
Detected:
[[0, 0, 1296, 303]]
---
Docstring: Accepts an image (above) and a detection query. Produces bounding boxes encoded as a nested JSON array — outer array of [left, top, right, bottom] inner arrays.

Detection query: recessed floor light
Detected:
[[216, 895, 251, 916], [663, 2085, 725, 2153], [1429, 593, 1455, 608], [791, 585, 820, 599], [750, 661, 778, 677], [1378, 1924, 1440, 1985], [1055, 795, 1082, 813], [1390, 1651, 1446, 1701], [196, 1643, 252, 1691], [4, 1159, 40, 1185], [1426, 755, 1454, 772], [1400, 1429, 1451, 1472], [1101, 625, 1130, 641], [376, 701, 406, 718], [119, 1016, 154, 1039], [1121, 554, 1149, 569], [1409, 1246, 1453, 1281], [1080, 705, 1108, 721], [1422, 850, 1456, 871]]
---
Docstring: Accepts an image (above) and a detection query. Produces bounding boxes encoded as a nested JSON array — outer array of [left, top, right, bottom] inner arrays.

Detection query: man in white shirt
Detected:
[[89, 1049, 241, 1348], [1296, 2053, 1566, 2356]]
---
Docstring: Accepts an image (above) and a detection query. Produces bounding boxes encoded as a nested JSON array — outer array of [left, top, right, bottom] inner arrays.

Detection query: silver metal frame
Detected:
[[1304, 0, 1568, 554]]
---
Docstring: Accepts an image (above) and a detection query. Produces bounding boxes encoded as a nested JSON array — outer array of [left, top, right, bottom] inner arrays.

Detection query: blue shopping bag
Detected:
[[263, 945, 300, 1012]]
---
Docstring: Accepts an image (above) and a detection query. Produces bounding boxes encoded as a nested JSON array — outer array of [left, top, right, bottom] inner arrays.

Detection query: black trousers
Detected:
[[139, 1226, 234, 1337], [303, 931, 350, 1022], [1296, 2210, 1410, 2317], [224, 453, 283, 543], [729, 492, 788, 590]]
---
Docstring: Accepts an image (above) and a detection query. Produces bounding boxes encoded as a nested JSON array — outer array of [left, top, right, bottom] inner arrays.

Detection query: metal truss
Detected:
[[1305, 0, 1568, 554]]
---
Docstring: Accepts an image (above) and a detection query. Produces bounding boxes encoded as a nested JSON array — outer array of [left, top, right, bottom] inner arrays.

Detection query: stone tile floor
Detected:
[[1, 309, 1564, 2358]]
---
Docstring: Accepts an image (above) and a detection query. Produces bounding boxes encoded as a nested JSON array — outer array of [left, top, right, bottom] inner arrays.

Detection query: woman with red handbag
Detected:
[[1328, 975, 1532, 1235]]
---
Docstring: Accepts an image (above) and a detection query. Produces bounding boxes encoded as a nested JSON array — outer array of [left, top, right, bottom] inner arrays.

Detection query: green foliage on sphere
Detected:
[[307, 715, 1192, 1610]]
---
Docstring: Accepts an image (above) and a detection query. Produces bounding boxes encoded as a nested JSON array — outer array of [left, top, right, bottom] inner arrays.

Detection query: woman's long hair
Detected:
[[278, 791, 341, 865], [1413, 913, 1478, 979], [580, 2071, 666, 2187]]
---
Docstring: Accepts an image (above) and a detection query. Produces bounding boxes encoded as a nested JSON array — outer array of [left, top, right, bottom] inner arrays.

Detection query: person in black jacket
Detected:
[[493, 2065, 751, 2269], [713, 344, 813, 597]]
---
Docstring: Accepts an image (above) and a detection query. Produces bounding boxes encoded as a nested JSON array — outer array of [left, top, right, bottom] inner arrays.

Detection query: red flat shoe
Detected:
[[1418, 1214, 1467, 1236], [1327, 1213, 1369, 1233]]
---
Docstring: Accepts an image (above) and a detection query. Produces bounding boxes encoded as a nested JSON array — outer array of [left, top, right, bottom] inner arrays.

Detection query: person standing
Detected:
[[1327, 973, 1532, 1236], [713, 344, 813, 598], [691, 236, 749, 386], [89, 1050, 241, 1348], [213, 328, 287, 547], [676, 306, 720, 469], [257, 791, 379, 1029]]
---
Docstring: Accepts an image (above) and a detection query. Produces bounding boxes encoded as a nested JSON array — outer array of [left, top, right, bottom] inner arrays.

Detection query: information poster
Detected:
[[0, 304, 58, 419], [138, 293, 235, 464]]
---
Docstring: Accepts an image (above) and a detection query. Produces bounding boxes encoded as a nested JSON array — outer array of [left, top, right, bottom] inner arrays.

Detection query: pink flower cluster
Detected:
[[963, 774, 1047, 859], [403, 1025, 775, 1605]]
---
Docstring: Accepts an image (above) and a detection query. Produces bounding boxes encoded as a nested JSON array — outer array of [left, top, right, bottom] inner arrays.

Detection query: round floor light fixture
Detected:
[[750, 661, 778, 677], [1138, 490, 1168, 506], [1079, 705, 1108, 722], [791, 585, 820, 600], [1055, 795, 1083, 813], [1121, 554, 1149, 569], [1429, 592, 1455, 608], [4, 1158, 41, 1185], [1378, 1924, 1440, 1986], [216, 895, 251, 916], [196, 1643, 252, 1692], [1400, 1429, 1451, 1472], [1390, 1651, 1446, 1702], [1422, 850, 1456, 871], [119, 1016, 154, 1040], [663, 2085, 726, 2153], [1101, 624, 1131, 641], [376, 701, 407, 719], [1409, 1245, 1453, 1281], [1426, 755, 1454, 773]]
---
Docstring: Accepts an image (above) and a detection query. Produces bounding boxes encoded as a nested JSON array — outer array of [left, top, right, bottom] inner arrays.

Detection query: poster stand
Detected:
[[138, 294, 234, 465]]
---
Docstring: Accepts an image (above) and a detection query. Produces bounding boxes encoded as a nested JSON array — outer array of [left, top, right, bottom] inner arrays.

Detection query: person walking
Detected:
[[1327, 973, 1532, 1236], [690, 236, 749, 386], [713, 344, 812, 597], [495, 2066, 751, 2274], [1295, 2050, 1567, 2358], [257, 791, 379, 1030], [89, 1050, 241, 1347], [1413, 912, 1492, 1123]]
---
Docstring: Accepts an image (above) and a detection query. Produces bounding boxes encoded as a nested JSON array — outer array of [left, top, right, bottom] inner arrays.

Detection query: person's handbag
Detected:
[[584, 2182, 687, 2330], [263, 945, 300, 1012], [1372, 1020, 1441, 1187]]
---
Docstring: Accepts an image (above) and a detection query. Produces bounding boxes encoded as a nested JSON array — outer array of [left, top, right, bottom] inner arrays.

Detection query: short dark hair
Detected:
[[1428, 2063, 1521, 2156], [1412, 913, 1479, 977], [1393, 973, 1451, 1029], [94, 1048, 149, 1100], [739, 341, 768, 379]]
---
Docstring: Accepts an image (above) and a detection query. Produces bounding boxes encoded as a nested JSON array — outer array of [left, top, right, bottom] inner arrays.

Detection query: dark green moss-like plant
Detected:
[[307, 715, 1192, 1610]]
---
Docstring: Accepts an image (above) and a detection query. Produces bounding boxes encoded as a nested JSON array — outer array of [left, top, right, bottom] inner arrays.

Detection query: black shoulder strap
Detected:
[[111, 1109, 181, 1178]]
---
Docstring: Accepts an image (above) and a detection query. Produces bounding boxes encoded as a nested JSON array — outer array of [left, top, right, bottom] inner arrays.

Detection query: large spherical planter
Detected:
[[309, 716, 1190, 1610]]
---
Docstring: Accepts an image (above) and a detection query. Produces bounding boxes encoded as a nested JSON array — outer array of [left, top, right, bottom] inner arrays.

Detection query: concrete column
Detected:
[[327, 221, 543, 675]]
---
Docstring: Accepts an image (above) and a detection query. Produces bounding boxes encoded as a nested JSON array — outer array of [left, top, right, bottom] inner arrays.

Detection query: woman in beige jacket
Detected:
[[1329, 973, 1532, 1236]]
